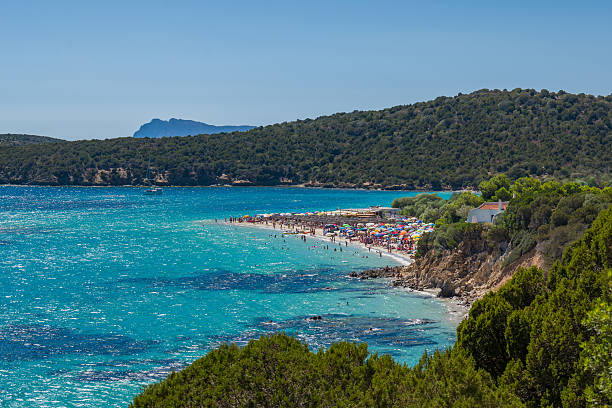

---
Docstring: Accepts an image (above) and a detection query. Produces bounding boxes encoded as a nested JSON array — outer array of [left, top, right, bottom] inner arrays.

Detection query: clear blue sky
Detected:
[[1, 1, 611, 140]]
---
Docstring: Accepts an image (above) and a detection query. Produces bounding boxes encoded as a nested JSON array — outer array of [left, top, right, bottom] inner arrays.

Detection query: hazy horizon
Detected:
[[3, 87, 610, 142], [2, 0, 612, 140]]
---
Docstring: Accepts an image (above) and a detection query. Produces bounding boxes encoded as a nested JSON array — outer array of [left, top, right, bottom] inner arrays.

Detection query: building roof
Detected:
[[477, 201, 509, 211]]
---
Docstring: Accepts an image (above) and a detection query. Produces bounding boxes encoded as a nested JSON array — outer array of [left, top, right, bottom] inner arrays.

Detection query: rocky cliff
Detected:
[[393, 227, 546, 306], [353, 226, 547, 307]]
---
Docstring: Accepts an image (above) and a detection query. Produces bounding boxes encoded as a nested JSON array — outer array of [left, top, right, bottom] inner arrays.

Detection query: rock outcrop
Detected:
[[351, 228, 546, 306], [348, 266, 403, 280]]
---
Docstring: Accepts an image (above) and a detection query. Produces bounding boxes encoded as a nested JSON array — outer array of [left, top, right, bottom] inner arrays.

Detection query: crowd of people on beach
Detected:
[[321, 221, 434, 256], [225, 210, 435, 260]]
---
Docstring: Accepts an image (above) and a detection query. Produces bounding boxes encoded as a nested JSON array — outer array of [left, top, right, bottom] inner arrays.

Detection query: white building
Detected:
[[467, 200, 509, 223]]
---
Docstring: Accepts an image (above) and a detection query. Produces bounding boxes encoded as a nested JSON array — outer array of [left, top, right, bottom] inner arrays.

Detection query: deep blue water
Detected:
[[0, 186, 456, 407]]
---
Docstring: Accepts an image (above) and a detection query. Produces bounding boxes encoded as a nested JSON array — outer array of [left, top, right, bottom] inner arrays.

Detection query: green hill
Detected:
[[0, 133, 63, 146], [0, 89, 610, 187]]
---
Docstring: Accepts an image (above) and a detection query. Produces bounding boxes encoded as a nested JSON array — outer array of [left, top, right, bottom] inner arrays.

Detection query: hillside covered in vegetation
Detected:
[[389, 177, 610, 302], [1, 89, 610, 188], [131, 205, 610, 407], [412, 177, 611, 266]]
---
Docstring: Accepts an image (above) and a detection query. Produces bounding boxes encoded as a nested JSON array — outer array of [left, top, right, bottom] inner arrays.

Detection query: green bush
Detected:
[[417, 222, 484, 257], [131, 334, 524, 408], [394, 192, 484, 224], [579, 297, 612, 407], [479, 174, 511, 200]]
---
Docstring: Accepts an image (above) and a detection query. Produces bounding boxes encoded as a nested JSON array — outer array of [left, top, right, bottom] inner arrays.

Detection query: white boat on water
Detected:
[[144, 187, 163, 195], [144, 158, 163, 195]]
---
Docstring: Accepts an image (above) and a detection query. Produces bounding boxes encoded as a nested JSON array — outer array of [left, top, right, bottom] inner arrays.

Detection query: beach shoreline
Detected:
[[222, 219, 415, 266], [221, 219, 470, 320]]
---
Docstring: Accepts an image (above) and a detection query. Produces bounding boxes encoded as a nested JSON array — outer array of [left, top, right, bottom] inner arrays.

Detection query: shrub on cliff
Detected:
[[416, 222, 484, 257], [412, 177, 611, 270], [499, 179, 611, 267], [391, 193, 445, 220], [393, 192, 484, 225]]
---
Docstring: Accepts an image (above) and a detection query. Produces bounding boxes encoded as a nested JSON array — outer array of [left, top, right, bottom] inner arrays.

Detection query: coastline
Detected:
[[222, 220, 470, 320], [0, 183, 467, 193]]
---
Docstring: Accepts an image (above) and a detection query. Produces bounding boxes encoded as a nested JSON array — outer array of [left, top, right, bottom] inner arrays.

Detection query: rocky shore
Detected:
[[350, 264, 479, 308]]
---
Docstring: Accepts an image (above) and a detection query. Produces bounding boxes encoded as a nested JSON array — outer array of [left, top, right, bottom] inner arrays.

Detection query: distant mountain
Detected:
[[133, 118, 255, 138], [0, 133, 63, 146]]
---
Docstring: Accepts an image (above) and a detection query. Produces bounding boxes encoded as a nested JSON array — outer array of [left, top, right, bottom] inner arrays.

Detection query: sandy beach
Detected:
[[223, 219, 415, 266]]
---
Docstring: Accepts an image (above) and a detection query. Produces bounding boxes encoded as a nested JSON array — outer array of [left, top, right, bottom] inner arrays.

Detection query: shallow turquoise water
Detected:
[[0, 186, 456, 407]]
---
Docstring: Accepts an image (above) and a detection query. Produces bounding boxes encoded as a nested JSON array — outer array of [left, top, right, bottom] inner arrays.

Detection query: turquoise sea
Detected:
[[0, 186, 457, 407]]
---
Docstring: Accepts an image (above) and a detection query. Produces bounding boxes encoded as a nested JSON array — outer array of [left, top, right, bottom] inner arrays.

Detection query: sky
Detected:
[[1, 1, 611, 140]]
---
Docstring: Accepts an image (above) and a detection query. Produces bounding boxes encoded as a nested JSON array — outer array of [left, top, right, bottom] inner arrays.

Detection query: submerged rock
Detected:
[[348, 266, 403, 280]]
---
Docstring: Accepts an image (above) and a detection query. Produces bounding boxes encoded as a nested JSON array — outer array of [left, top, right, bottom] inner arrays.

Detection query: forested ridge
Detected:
[[130, 203, 611, 407], [1, 89, 611, 188]]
